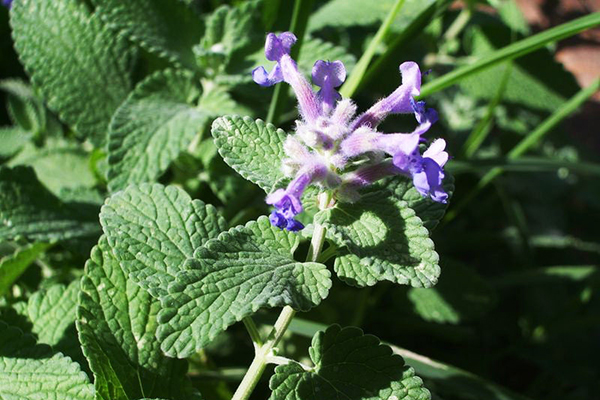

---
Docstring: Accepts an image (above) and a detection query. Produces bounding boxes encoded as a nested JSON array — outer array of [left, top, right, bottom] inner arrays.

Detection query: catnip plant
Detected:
[[1, 1, 599, 400]]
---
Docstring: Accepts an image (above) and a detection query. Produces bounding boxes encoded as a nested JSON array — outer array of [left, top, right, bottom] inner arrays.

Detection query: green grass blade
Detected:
[[420, 12, 600, 97], [339, 0, 406, 98]]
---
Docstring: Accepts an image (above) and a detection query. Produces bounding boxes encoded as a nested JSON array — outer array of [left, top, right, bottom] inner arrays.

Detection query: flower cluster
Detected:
[[253, 32, 449, 231]]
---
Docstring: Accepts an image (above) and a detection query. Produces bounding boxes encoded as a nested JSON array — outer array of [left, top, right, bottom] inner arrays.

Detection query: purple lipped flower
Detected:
[[253, 32, 449, 230]]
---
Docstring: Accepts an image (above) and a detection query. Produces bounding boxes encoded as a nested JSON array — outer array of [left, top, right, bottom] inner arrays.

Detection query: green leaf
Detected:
[[92, 0, 202, 69], [0, 322, 95, 400], [11, 0, 135, 145], [157, 216, 331, 357], [407, 262, 497, 324], [9, 138, 97, 196], [270, 324, 430, 400], [13, 281, 79, 346], [106, 69, 208, 192], [77, 236, 199, 400], [0, 79, 46, 134], [100, 183, 227, 297], [0, 166, 101, 242], [211, 115, 287, 191], [316, 183, 440, 288], [0, 242, 50, 296], [0, 126, 30, 159]]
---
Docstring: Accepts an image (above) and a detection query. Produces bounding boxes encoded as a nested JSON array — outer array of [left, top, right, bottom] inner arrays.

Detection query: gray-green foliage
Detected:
[[77, 237, 199, 400], [0, 322, 95, 400], [157, 216, 332, 357], [0, 166, 100, 242], [100, 184, 227, 297], [106, 69, 208, 192], [11, 0, 135, 145], [316, 182, 442, 288], [270, 324, 430, 400], [92, 0, 202, 69], [212, 116, 287, 192]]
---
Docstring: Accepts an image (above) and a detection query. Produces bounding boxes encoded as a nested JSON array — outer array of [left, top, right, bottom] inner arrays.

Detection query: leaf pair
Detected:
[[96, 184, 331, 363]]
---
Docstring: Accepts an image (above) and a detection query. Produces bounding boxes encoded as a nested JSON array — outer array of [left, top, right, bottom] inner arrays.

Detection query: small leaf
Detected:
[[0, 322, 95, 400], [0, 126, 30, 159], [11, 0, 135, 145], [270, 324, 430, 400], [157, 216, 331, 358], [316, 183, 440, 288], [100, 183, 227, 297], [92, 0, 203, 69], [77, 237, 199, 400], [0, 166, 101, 242], [106, 69, 208, 192], [211, 115, 287, 191], [0, 242, 50, 296], [0, 79, 46, 134]]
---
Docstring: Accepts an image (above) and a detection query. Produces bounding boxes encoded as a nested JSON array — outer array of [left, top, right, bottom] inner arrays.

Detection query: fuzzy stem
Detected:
[[231, 193, 332, 400]]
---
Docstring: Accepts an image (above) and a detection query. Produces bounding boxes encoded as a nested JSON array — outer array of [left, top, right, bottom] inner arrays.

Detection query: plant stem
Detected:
[[339, 0, 406, 98], [443, 6, 472, 42], [266, 0, 315, 125], [443, 77, 600, 224], [231, 193, 332, 400], [242, 317, 264, 349]]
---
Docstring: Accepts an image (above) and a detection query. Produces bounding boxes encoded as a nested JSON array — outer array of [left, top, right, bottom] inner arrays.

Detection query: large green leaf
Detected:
[[106, 69, 208, 192], [211, 116, 287, 192], [92, 0, 202, 69], [0, 322, 95, 400], [157, 216, 331, 358], [0, 242, 50, 296], [270, 324, 430, 400], [11, 0, 135, 145], [100, 183, 227, 297], [77, 237, 199, 400], [316, 183, 440, 288], [0, 166, 100, 242]]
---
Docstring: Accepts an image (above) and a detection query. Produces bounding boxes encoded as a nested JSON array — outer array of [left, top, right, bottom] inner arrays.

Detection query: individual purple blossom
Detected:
[[2, 0, 12, 8], [253, 32, 449, 230]]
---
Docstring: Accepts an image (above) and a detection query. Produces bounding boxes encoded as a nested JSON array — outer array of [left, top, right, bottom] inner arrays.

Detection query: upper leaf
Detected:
[[11, 0, 135, 145], [92, 0, 203, 69], [77, 236, 199, 400], [157, 216, 332, 358], [100, 183, 227, 297], [0, 322, 95, 400], [270, 324, 430, 400], [106, 69, 208, 192], [0, 166, 101, 242], [316, 183, 440, 288], [211, 116, 287, 192]]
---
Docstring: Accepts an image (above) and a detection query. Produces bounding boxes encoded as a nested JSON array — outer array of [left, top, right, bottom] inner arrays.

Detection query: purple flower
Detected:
[[2, 0, 12, 8], [253, 32, 449, 230]]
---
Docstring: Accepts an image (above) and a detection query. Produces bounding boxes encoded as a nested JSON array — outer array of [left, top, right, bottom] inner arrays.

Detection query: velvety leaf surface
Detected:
[[270, 324, 430, 400], [77, 237, 198, 400], [106, 69, 208, 192], [316, 183, 440, 288], [211, 116, 287, 191], [100, 183, 227, 297], [0, 166, 100, 242], [11, 0, 135, 145], [157, 216, 331, 358], [92, 0, 202, 69], [0, 322, 95, 400]]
